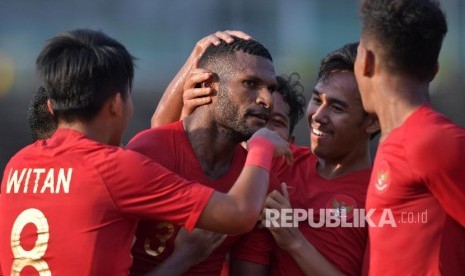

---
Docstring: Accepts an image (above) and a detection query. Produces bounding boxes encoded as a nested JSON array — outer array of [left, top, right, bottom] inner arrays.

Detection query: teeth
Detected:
[[312, 128, 329, 137]]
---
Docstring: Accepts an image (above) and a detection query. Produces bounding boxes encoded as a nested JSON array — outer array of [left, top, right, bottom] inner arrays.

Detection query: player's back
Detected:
[[1, 129, 141, 275]]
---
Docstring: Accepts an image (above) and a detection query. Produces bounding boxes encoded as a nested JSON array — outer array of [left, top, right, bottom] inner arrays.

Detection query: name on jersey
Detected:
[[6, 168, 73, 194]]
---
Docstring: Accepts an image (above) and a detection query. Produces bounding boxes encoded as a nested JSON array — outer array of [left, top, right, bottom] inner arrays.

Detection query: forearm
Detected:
[[144, 249, 194, 276], [196, 166, 270, 234], [151, 59, 193, 128], [230, 259, 268, 276], [196, 137, 275, 234]]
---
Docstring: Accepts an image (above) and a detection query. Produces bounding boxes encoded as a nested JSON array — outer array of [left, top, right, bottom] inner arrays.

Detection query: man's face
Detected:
[[307, 71, 370, 160], [266, 92, 291, 141], [214, 52, 277, 142]]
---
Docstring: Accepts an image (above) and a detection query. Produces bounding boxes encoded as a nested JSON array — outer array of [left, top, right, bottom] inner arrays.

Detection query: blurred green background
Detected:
[[1, 0, 464, 170]]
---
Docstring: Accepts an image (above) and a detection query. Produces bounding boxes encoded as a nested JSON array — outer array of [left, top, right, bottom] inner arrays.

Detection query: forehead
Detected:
[[229, 52, 276, 85], [313, 71, 361, 107]]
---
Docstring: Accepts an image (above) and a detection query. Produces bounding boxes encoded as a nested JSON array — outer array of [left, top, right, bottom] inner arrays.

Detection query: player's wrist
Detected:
[[245, 137, 274, 172]]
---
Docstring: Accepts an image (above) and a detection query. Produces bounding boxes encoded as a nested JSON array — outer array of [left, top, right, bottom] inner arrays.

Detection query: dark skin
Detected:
[[182, 52, 277, 180]]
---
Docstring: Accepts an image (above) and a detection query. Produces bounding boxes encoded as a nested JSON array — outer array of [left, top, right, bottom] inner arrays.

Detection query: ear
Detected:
[[359, 44, 375, 78], [364, 114, 380, 136], [46, 99, 54, 115], [108, 92, 125, 118]]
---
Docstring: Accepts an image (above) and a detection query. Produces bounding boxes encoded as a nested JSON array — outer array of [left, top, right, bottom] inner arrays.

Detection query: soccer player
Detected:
[[230, 42, 379, 276], [26, 86, 57, 141], [355, 0, 465, 274], [0, 29, 291, 276], [126, 31, 290, 275]]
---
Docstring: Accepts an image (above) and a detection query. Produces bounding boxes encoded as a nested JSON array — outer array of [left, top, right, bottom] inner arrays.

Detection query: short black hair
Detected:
[[27, 86, 58, 141], [198, 36, 272, 75], [318, 42, 358, 82], [359, 0, 447, 81], [275, 73, 306, 135], [318, 42, 380, 140], [36, 28, 135, 122]]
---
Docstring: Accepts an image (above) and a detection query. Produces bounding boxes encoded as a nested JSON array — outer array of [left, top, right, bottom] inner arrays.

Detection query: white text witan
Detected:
[[6, 168, 73, 194]]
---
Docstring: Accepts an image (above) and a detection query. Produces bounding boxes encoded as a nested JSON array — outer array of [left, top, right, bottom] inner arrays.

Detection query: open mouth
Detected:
[[312, 128, 330, 137]]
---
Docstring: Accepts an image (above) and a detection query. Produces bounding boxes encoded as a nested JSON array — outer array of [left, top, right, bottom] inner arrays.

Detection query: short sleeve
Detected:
[[106, 149, 214, 231], [407, 123, 465, 227]]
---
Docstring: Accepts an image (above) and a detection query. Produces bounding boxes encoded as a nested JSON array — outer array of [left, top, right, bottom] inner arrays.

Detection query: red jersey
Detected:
[[0, 129, 213, 276], [366, 105, 465, 275], [127, 121, 279, 275], [232, 145, 370, 276]]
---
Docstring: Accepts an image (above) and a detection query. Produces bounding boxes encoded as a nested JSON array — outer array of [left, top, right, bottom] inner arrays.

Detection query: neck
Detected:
[[316, 144, 372, 179], [372, 74, 430, 141], [183, 110, 240, 180], [57, 117, 119, 146]]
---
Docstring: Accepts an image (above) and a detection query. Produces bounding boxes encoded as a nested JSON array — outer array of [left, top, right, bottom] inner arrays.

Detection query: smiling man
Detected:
[[231, 42, 379, 276]]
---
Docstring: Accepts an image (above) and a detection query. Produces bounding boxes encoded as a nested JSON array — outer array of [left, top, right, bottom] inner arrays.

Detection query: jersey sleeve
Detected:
[[230, 225, 275, 265], [407, 124, 465, 227], [106, 149, 214, 231]]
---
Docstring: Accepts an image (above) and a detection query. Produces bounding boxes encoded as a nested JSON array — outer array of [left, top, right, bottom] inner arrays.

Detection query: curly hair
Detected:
[[27, 86, 57, 141], [275, 73, 306, 135], [359, 0, 447, 81]]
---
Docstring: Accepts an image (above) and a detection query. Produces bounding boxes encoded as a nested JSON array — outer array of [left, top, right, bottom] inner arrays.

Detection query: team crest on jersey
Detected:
[[325, 194, 356, 219], [375, 160, 391, 193]]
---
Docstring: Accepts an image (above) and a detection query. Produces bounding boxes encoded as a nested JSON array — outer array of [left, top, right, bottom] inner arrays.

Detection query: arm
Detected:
[[230, 259, 268, 276], [263, 183, 345, 276], [146, 228, 226, 276], [196, 128, 292, 234], [151, 30, 252, 128], [229, 225, 274, 276]]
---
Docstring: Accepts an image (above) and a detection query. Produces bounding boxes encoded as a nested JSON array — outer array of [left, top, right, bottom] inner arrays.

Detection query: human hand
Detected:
[[261, 183, 304, 252], [180, 66, 214, 119], [188, 30, 253, 62], [173, 227, 227, 266], [249, 128, 293, 165]]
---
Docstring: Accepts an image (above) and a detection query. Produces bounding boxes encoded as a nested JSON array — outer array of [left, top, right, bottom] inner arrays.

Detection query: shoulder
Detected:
[[404, 107, 465, 175], [126, 121, 184, 157]]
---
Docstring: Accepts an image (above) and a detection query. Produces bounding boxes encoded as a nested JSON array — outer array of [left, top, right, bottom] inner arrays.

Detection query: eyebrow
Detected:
[[243, 75, 278, 90], [312, 89, 350, 109]]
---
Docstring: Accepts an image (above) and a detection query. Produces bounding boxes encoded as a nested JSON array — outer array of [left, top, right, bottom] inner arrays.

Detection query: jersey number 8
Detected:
[[10, 208, 51, 275]]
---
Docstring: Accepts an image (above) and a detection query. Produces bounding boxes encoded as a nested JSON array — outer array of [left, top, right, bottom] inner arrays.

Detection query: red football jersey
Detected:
[[127, 121, 280, 275], [366, 105, 465, 275], [0, 129, 213, 276], [232, 145, 370, 276]]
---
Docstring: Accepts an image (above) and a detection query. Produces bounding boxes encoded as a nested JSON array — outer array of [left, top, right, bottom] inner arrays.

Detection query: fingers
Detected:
[[281, 182, 290, 201], [284, 146, 293, 165], [264, 191, 288, 209], [198, 30, 253, 49], [183, 69, 212, 89], [215, 30, 253, 43]]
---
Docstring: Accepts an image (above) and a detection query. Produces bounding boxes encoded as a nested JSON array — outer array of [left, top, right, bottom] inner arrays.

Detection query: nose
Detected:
[[256, 87, 272, 109], [311, 105, 329, 125]]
